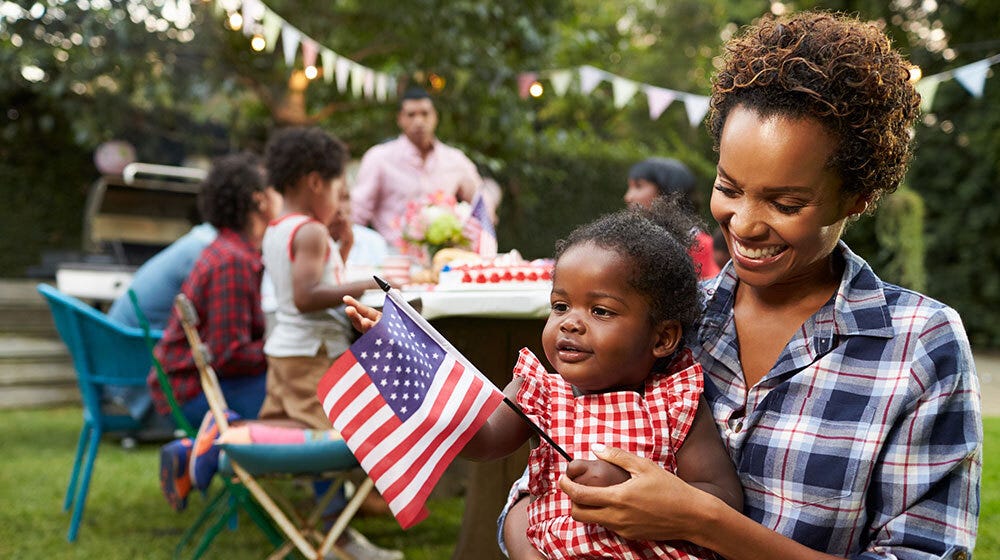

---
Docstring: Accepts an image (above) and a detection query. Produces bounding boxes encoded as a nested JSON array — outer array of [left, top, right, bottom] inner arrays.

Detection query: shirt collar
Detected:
[[398, 134, 438, 159], [700, 241, 893, 341], [216, 228, 263, 270]]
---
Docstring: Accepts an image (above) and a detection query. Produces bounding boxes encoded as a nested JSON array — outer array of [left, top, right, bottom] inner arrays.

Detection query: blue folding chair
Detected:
[[36, 283, 162, 542]]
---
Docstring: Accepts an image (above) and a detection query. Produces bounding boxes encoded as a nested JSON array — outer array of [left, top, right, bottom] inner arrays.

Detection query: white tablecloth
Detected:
[[359, 285, 551, 321]]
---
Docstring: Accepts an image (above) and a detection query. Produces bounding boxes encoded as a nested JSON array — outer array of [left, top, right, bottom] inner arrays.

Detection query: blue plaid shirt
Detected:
[[695, 242, 980, 559]]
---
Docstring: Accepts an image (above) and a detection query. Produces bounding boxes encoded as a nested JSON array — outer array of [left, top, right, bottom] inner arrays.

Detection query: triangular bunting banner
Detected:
[[335, 57, 351, 93], [915, 77, 941, 112], [684, 95, 711, 127], [579, 65, 605, 95], [518, 72, 538, 99], [351, 64, 365, 98], [363, 69, 376, 99], [261, 9, 281, 53], [549, 69, 573, 97], [611, 76, 639, 108], [301, 38, 318, 69], [241, 0, 262, 36], [321, 49, 336, 83], [645, 86, 677, 120], [376, 73, 388, 102], [953, 59, 990, 98], [280, 23, 300, 66]]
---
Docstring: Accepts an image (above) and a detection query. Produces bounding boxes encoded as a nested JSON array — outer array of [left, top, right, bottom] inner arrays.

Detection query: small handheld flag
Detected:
[[317, 280, 505, 528], [462, 189, 498, 258]]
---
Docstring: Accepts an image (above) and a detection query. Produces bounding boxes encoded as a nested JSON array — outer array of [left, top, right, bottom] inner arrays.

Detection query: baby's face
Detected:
[[542, 242, 669, 394]]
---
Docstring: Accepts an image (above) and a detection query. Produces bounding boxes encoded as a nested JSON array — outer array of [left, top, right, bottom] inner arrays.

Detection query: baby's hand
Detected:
[[343, 295, 382, 333], [565, 458, 631, 487]]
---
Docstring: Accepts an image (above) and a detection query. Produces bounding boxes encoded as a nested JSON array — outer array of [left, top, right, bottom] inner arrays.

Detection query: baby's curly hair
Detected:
[[265, 126, 348, 194], [709, 11, 920, 210], [555, 194, 703, 338], [198, 151, 265, 231]]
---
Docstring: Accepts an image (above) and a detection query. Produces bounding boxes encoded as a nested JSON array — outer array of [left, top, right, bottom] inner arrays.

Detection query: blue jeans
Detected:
[[180, 374, 267, 427]]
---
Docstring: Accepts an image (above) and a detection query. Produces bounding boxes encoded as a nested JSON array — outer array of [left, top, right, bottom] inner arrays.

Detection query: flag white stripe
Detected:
[[322, 361, 371, 423], [353, 356, 473, 493], [388, 377, 497, 513]]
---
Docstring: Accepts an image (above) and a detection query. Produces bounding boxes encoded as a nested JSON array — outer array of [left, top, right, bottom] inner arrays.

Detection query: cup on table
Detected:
[[380, 256, 411, 288]]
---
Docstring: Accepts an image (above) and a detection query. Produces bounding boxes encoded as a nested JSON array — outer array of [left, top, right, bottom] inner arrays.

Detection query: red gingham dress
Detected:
[[514, 347, 714, 560]]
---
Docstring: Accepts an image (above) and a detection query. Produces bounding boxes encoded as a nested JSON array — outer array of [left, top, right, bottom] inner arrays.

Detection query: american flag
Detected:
[[463, 190, 498, 258], [316, 289, 504, 528]]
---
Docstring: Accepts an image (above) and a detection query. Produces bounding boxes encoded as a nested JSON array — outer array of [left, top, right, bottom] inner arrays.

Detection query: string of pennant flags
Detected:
[[914, 53, 1000, 111], [203, 0, 997, 123], [518, 66, 712, 126], [212, 0, 398, 102]]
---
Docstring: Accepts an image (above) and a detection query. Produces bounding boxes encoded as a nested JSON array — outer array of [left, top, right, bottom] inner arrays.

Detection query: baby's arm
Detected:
[[674, 396, 743, 512], [460, 378, 534, 461], [291, 222, 375, 312]]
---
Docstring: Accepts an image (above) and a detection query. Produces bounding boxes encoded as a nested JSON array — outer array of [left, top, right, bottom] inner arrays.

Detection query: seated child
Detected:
[[345, 196, 743, 559]]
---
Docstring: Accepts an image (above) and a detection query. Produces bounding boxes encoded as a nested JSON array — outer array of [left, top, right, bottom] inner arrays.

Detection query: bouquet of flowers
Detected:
[[397, 190, 473, 260]]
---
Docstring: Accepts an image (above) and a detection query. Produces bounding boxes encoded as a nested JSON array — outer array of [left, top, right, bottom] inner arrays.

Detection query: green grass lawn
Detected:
[[0, 406, 996, 559]]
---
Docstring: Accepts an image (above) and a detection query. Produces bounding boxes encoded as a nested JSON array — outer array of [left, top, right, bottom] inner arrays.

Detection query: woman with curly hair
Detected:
[[504, 10, 981, 559]]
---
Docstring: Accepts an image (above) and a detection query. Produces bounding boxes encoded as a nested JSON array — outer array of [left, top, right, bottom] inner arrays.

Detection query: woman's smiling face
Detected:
[[710, 105, 866, 290]]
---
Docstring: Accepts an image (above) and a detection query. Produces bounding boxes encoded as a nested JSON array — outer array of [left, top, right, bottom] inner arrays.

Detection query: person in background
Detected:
[[148, 152, 279, 428], [352, 87, 487, 248], [504, 11, 981, 560], [711, 227, 729, 271], [107, 223, 217, 330], [624, 157, 720, 279]]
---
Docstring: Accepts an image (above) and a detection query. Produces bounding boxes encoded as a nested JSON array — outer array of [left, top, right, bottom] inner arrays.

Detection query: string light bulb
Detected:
[[250, 34, 266, 52], [227, 12, 243, 31], [908, 65, 923, 82], [428, 73, 446, 91], [304, 65, 318, 80], [529, 81, 544, 98]]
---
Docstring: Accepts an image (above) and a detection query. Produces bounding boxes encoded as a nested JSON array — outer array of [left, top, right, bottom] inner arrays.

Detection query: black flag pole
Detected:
[[372, 275, 574, 462]]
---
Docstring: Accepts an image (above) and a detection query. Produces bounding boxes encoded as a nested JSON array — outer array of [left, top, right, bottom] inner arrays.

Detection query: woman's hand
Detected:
[[343, 295, 382, 333], [558, 444, 713, 543]]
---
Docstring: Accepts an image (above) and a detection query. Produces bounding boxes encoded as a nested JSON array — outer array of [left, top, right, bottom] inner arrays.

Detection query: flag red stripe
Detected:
[[317, 351, 355, 406], [390, 375, 504, 526], [365, 360, 466, 485]]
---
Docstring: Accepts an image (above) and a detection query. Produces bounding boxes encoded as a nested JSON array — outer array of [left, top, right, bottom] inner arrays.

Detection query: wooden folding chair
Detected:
[[129, 290, 285, 560], [173, 293, 375, 560]]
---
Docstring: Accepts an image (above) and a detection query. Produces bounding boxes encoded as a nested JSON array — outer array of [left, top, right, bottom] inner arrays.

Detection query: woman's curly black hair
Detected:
[[709, 11, 920, 211], [554, 194, 703, 336], [198, 151, 265, 231], [265, 126, 349, 194]]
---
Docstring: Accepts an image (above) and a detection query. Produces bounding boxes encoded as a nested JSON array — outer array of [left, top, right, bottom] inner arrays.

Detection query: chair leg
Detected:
[[67, 426, 102, 542], [190, 493, 242, 560], [64, 421, 91, 512], [175, 486, 229, 560]]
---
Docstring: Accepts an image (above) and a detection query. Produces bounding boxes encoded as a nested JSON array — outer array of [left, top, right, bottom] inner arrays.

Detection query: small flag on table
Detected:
[[463, 190, 498, 258], [316, 287, 504, 528]]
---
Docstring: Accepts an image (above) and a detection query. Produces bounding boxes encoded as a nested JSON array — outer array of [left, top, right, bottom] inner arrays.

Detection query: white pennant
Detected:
[[261, 9, 282, 53], [321, 49, 336, 84], [684, 95, 711, 127], [548, 69, 572, 96], [644, 86, 677, 120], [953, 59, 991, 98], [579, 65, 605, 95], [376, 73, 388, 102], [281, 24, 301, 66], [335, 57, 351, 93], [387, 76, 398, 99], [915, 77, 941, 112], [241, 0, 262, 36], [611, 76, 639, 108], [351, 64, 365, 98]]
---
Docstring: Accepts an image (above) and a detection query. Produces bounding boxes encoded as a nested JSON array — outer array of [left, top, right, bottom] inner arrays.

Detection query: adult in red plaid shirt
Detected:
[[505, 10, 981, 560], [149, 152, 281, 427]]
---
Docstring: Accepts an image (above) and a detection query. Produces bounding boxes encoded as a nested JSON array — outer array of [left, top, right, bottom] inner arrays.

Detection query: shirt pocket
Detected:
[[741, 401, 877, 507]]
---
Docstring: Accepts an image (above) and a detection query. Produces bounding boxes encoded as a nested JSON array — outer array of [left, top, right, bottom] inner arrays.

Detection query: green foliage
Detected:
[[874, 185, 928, 292]]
